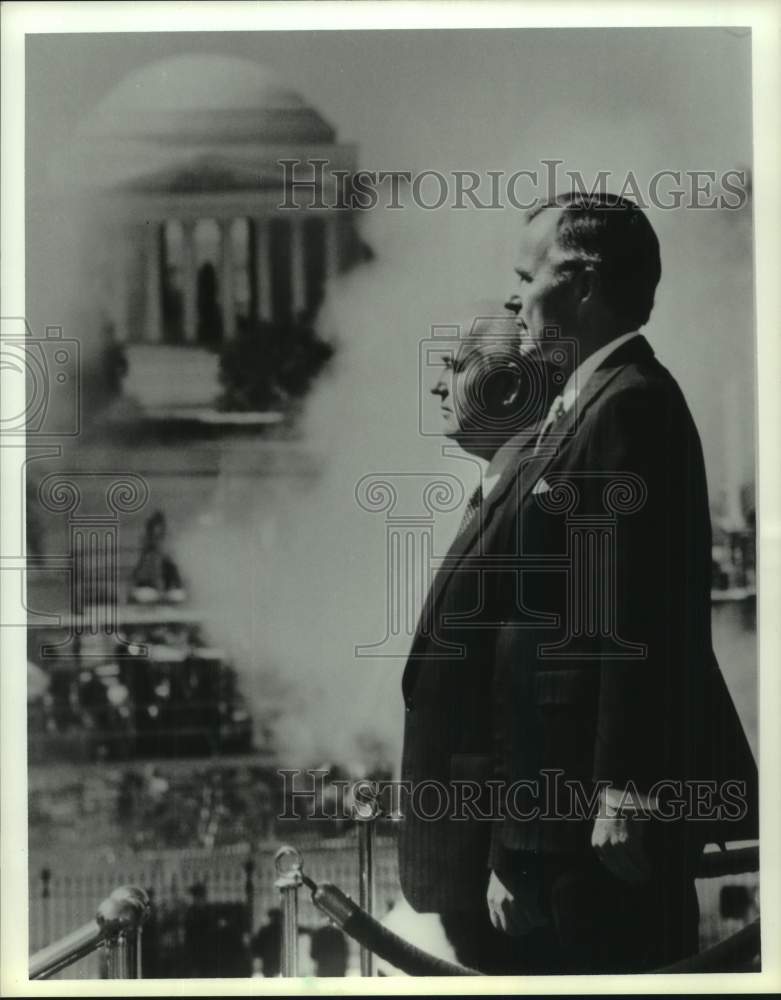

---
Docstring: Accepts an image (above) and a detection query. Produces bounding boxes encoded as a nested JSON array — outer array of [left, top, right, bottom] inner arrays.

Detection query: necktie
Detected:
[[534, 394, 566, 454], [458, 483, 483, 534]]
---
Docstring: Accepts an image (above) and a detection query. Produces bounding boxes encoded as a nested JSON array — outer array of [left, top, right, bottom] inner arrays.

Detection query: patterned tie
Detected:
[[458, 483, 484, 535], [534, 394, 566, 454]]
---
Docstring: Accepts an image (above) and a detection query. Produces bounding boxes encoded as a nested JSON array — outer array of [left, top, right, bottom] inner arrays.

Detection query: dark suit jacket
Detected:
[[399, 335, 758, 913]]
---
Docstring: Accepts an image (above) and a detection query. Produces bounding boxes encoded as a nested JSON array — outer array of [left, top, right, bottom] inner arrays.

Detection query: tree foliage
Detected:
[[217, 318, 335, 412]]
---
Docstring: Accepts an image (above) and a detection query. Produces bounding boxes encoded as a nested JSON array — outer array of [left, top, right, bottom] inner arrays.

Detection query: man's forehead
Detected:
[[517, 207, 562, 264], [455, 319, 519, 363]]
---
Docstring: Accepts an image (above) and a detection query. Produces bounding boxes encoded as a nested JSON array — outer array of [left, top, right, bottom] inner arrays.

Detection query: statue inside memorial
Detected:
[[196, 261, 224, 347], [129, 510, 186, 604]]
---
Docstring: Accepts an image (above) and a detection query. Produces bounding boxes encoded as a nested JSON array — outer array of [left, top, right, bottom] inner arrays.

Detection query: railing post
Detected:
[[30, 884, 149, 980], [355, 791, 378, 977], [274, 846, 303, 977], [96, 886, 150, 980], [40, 867, 52, 949], [103, 935, 120, 979], [124, 921, 143, 979]]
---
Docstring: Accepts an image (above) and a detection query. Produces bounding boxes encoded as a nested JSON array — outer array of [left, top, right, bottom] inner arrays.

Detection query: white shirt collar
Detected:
[[560, 330, 641, 413], [483, 332, 640, 500]]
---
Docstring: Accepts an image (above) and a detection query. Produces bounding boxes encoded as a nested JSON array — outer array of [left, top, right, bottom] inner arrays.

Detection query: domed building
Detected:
[[62, 54, 360, 415], [25, 54, 365, 744]]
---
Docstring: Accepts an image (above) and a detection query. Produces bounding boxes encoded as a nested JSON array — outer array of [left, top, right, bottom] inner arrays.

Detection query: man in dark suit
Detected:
[[398, 193, 758, 974], [398, 314, 565, 973]]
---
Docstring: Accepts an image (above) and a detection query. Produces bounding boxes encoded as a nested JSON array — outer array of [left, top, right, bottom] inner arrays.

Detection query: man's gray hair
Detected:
[[526, 191, 662, 331]]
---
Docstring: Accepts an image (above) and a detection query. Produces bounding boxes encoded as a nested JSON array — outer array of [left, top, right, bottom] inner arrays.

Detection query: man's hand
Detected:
[[591, 786, 653, 885], [486, 868, 548, 936]]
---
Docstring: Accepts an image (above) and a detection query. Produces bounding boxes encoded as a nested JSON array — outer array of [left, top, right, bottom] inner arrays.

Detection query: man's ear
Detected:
[[574, 266, 600, 307]]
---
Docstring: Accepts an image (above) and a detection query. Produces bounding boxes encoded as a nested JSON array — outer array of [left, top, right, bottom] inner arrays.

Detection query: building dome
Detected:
[[80, 54, 335, 145]]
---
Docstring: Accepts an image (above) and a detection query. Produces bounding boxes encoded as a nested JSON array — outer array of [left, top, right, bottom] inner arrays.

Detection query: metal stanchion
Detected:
[[103, 934, 120, 979], [40, 868, 52, 949], [97, 885, 149, 980], [123, 886, 148, 978], [274, 845, 303, 977], [104, 931, 137, 980], [355, 789, 378, 976], [94, 885, 150, 980], [31, 885, 149, 981]]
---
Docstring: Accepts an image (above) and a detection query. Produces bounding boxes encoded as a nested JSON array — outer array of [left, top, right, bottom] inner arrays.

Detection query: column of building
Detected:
[[116, 212, 340, 344], [255, 219, 272, 321], [218, 219, 236, 339], [290, 216, 307, 317], [144, 222, 163, 343], [181, 220, 197, 343]]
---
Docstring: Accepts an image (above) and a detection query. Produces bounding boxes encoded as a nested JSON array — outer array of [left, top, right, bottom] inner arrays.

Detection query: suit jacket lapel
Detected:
[[490, 334, 656, 518], [407, 432, 533, 657]]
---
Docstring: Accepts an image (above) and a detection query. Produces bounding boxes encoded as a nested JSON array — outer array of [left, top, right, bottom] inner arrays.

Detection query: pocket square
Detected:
[[532, 478, 551, 495]]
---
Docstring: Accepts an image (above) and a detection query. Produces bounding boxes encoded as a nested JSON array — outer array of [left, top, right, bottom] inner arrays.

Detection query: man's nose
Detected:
[[431, 377, 447, 398], [505, 294, 522, 314]]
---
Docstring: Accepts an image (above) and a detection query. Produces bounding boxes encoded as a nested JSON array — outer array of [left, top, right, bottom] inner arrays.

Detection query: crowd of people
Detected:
[[28, 511, 254, 761]]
